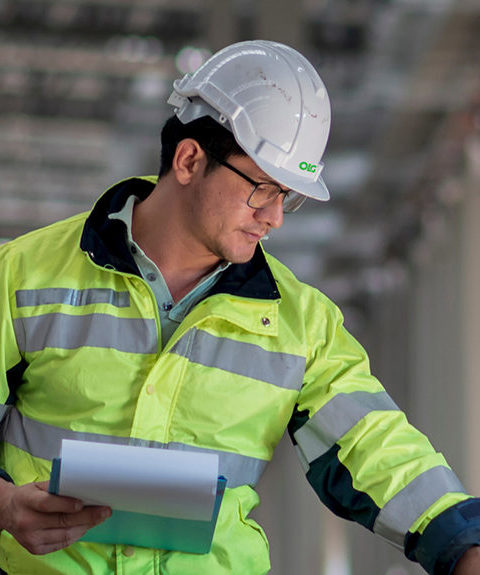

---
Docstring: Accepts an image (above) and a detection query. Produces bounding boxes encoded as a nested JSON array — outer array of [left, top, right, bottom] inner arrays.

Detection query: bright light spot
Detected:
[[175, 46, 211, 75], [323, 515, 351, 575], [131, 72, 168, 100]]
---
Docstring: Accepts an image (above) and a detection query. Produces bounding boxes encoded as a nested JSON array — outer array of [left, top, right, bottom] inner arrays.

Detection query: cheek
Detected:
[[207, 195, 245, 227], [198, 176, 253, 232]]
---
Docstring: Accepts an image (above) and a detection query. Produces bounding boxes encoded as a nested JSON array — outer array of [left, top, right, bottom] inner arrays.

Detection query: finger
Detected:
[[19, 523, 96, 556], [30, 486, 84, 515], [49, 506, 111, 530], [9, 507, 111, 555], [34, 481, 51, 491]]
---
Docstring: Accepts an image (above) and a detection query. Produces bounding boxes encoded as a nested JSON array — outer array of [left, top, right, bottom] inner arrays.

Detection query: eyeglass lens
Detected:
[[248, 185, 306, 213]]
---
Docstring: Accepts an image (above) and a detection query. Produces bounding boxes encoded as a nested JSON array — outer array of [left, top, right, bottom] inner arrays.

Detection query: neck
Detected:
[[131, 178, 221, 302]]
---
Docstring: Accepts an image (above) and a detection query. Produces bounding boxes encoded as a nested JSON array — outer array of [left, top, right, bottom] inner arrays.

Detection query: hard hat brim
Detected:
[[253, 157, 330, 202]]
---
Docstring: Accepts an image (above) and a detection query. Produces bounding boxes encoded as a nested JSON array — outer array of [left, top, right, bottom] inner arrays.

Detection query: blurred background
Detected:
[[0, 0, 479, 573]]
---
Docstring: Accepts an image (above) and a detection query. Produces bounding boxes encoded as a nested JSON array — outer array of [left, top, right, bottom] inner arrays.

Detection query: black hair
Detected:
[[158, 115, 246, 178]]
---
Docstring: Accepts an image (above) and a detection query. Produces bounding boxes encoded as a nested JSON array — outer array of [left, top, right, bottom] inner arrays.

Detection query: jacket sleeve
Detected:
[[0, 242, 25, 483], [288, 296, 480, 574]]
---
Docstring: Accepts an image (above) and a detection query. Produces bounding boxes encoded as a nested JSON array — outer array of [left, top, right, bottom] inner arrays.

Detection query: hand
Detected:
[[0, 480, 111, 555], [453, 546, 480, 574]]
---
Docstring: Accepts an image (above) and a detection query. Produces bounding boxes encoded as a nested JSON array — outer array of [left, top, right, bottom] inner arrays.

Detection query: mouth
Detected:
[[243, 230, 268, 242]]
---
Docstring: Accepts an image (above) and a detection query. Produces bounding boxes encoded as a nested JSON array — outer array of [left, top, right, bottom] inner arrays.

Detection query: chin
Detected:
[[220, 246, 257, 265], [230, 254, 255, 264]]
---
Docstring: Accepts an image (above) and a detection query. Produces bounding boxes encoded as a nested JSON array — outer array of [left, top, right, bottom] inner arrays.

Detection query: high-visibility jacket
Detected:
[[0, 177, 479, 575]]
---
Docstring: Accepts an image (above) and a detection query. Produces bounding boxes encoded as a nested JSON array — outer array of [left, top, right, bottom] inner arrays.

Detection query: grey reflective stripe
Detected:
[[171, 328, 305, 390], [0, 408, 267, 488], [1, 408, 130, 461], [294, 391, 399, 464], [16, 288, 130, 308], [13, 313, 157, 354], [157, 442, 267, 488], [294, 443, 310, 474], [373, 466, 466, 547]]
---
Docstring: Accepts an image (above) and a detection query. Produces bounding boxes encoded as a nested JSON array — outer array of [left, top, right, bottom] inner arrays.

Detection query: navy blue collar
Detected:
[[80, 178, 280, 301]]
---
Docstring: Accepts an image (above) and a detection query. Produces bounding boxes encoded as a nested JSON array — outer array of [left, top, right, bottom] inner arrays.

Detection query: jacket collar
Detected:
[[81, 177, 280, 301]]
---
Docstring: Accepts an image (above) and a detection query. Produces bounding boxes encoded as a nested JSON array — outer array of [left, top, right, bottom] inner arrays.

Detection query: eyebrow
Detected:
[[249, 168, 291, 192], [260, 175, 291, 193], [210, 149, 292, 193]]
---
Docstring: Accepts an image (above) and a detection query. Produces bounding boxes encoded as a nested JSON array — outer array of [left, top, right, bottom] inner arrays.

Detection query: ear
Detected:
[[172, 139, 206, 185]]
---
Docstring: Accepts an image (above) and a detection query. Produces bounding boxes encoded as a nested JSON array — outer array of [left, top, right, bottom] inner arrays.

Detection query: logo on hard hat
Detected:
[[299, 162, 317, 173]]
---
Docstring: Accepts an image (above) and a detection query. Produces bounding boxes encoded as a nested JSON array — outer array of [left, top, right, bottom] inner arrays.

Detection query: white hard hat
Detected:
[[167, 40, 331, 201]]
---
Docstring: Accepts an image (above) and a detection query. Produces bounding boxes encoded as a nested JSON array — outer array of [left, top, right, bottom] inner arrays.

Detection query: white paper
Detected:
[[57, 440, 219, 521]]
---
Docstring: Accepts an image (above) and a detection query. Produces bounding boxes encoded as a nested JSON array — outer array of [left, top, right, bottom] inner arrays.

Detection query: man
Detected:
[[0, 40, 479, 574]]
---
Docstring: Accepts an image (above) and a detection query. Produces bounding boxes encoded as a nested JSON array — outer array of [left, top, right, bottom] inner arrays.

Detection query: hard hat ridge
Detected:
[[168, 40, 331, 202]]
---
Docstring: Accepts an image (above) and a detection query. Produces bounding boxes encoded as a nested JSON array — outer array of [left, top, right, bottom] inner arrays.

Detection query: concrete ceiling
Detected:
[[0, 0, 478, 322]]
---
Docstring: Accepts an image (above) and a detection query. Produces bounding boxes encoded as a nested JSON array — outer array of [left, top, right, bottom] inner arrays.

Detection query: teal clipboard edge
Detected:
[[49, 458, 61, 495], [48, 462, 227, 555], [80, 475, 227, 554]]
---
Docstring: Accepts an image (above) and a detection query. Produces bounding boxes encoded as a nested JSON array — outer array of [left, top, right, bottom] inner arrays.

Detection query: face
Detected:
[[185, 153, 285, 264]]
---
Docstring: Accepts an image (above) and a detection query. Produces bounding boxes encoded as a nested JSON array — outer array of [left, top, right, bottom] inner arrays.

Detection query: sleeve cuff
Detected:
[[0, 469, 14, 484], [405, 498, 480, 574]]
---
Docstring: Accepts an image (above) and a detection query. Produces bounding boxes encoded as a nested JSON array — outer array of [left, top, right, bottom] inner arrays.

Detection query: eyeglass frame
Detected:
[[204, 150, 306, 213]]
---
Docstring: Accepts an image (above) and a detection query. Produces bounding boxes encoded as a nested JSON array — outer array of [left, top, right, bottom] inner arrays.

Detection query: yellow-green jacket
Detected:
[[0, 178, 479, 575]]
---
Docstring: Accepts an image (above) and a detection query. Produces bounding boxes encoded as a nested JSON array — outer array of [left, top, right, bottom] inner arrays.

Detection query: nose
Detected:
[[255, 195, 284, 229]]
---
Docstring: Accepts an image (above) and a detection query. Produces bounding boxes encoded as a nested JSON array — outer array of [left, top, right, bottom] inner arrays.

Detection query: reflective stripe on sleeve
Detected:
[[170, 328, 306, 390], [373, 466, 466, 547], [16, 288, 130, 308], [293, 391, 399, 464], [0, 408, 267, 488], [13, 313, 157, 354]]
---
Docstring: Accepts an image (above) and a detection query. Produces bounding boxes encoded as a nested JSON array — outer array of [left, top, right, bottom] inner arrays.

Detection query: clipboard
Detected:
[[49, 440, 227, 554]]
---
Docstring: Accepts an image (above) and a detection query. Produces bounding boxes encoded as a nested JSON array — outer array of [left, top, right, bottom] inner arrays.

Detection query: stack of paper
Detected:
[[49, 439, 227, 553]]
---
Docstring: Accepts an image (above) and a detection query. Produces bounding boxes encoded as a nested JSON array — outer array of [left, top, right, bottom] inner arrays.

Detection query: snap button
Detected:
[[146, 273, 157, 282], [146, 384, 155, 395], [261, 317, 270, 327], [123, 546, 135, 557]]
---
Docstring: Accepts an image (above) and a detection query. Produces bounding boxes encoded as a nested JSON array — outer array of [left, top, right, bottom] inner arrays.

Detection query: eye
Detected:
[[255, 184, 282, 199]]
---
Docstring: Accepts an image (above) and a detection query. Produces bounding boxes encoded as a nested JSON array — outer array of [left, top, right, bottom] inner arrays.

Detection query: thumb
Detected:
[[35, 481, 51, 492]]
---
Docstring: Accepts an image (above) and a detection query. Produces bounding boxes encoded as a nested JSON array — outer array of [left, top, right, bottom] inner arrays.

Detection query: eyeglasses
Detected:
[[207, 153, 306, 213]]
